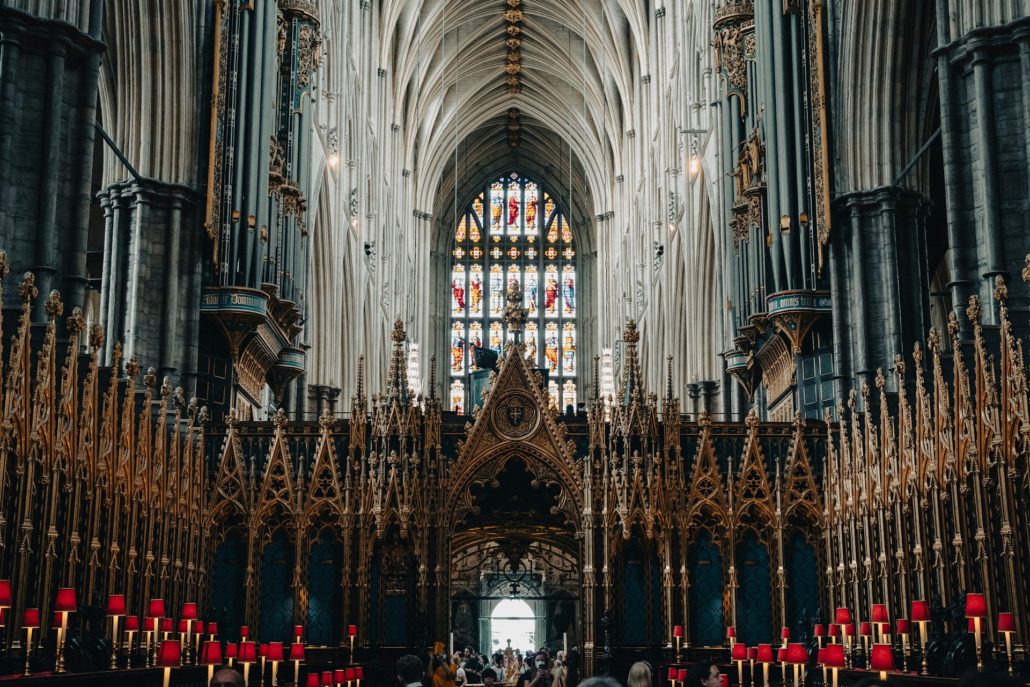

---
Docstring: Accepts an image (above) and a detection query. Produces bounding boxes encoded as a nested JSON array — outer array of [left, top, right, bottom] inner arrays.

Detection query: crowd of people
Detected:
[[419, 646, 570, 687]]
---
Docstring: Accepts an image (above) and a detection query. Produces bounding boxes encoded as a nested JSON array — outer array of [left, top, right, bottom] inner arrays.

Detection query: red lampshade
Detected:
[[821, 644, 845, 668], [52, 611, 64, 628], [105, 594, 126, 616], [896, 618, 910, 634], [911, 600, 929, 622], [159, 639, 182, 668], [817, 648, 825, 665], [834, 608, 852, 625], [346, 668, 357, 681], [268, 642, 284, 661], [306, 674, 320, 687], [828, 623, 840, 637], [0, 580, 12, 607], [841, 623, 854, 636], [200, 640, 223, 665], [194, 619, 205, 634], [290, 642, 306, 661], [145, 617, 159, 632], [677, 669, 689, 681], [241, 625, 250, 638], [869, 644, 895, 672], [54, 587, 77, 613], [786, 643, 807, 665], [756, 644, 774, 663], [667, 668, 677, 680], [348, 624, 358, 637], [748, 647, 758, 661], [965, 593, 986, 618], [294, 624, 304, 637], [125, 615, 139, 631], [181, 602, 198, 621], [726, 625, 736, 638], [720, 676, 728, 687], [968, 617, 979, 632], [356, 667, 364, 679], [161, 618, 173, 633], [732, 643, 748, 661], [998, 612, 1015, 633], [780, 626, 790, 640], [322, 671, 334, 686], [335, 669, 346, 683], [238, 641, 257, 663], [860, 622, 872, 637], [225, 643, 238, 658], [871, 604, 888, 624], [259, 643, 269, 657], [148, 599, 166, 618], [207, 621, 218, 635], [22, 608, 40, 628], [813, 624, 825, 637], [776, 648, 788, 663], [673, 624, 684, 638], [177, 619, 189, 633]]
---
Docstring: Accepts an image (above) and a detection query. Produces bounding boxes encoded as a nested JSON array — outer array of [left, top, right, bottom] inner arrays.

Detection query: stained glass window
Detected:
[[448, 172, 578, 413]]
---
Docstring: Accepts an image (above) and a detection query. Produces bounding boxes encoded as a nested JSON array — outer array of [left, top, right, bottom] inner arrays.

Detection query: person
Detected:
[[626, 661, 651, 687], [433, 655, 457, 687], [517, 650, 550, 687], [210, 668, 246, 687], [683, 662, 721, 687], [575, 677, 620, 687], [399, 654, 427, 687], [465, 655, 484, 684], [550, 651, 568, 687], [483, 667, 500, 687]]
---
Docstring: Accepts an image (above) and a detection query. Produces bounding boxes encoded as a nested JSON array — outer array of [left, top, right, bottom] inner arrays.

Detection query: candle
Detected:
[[563, 632, 567, 654], [449, 632, 454, 656]]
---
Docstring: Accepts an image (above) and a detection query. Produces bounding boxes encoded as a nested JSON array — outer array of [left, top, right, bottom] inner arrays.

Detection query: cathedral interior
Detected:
[[0, 0, 1029, 686]]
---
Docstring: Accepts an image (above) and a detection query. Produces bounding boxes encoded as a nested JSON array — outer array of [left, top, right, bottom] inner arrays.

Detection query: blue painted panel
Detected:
[[211, 533, 246, 641], [785, 532, 820, 633], [689, 532, 724, 646], [307, 531, 342, 645], [260, 531, 295, 642], [622, 552, 646, 644], [736, 531, 772, 644], [384, 595, 408, 645]]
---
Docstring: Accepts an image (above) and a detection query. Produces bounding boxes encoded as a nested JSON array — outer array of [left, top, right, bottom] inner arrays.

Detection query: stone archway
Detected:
[[442, 340, 585, 658]]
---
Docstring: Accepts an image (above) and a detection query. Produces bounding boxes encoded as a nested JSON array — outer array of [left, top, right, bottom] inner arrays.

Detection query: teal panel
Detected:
[[384, 595, 408, 645], [211, 533, 246, 642], [785, 532, 820, 633], [622, 544, 646, 644], [260, 531, 295, 642], [736, 531, 772, 644], [689, 532, 724, 646], [306, 531, 342, 645]]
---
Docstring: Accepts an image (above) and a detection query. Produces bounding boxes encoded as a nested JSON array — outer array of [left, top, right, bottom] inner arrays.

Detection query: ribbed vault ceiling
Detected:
[[379, 0, 645, 247]]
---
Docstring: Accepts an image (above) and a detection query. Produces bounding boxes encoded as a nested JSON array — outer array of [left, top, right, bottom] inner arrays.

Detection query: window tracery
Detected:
[[449, 173, 577, 413]]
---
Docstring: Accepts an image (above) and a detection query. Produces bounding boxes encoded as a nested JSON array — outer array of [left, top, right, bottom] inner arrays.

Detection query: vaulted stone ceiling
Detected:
[[381, 0, 648, 247]]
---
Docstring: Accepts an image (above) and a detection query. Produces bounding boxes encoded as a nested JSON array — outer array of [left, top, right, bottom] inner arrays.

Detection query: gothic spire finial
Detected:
[[386, 319, 410, 402]]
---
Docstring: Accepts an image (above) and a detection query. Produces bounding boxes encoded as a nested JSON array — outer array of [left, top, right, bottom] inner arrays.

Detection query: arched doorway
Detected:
[[490, 599, 536, 652]]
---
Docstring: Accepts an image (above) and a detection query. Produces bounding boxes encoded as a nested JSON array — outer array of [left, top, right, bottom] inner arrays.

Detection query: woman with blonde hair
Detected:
[[550, 651, 567, 687], [627, 661, 653, 687]]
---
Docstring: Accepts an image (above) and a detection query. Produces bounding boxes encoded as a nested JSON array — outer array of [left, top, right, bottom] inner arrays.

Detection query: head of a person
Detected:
[[684, 662, 721, 687], [399, 654, 426, 686], [576, 677, 621, 687], [535, 651, 549, 669], [210, 668, 246, 687], [627, 661, 652, 687], [483, 668, 499, 686], [556, 651, 567, 664]]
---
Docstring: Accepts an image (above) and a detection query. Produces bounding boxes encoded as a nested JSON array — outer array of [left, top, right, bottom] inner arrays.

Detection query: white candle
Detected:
[[450, 632, 454, 656], [563, 633, 567, 654]]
